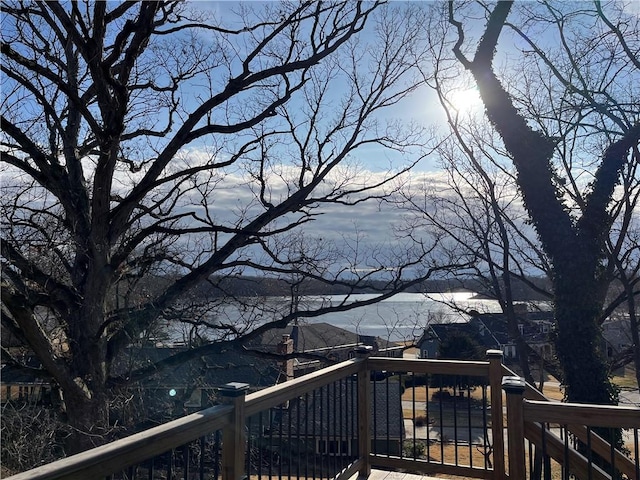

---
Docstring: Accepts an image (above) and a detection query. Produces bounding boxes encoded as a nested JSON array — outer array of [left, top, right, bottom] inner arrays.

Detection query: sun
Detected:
[[449, 87, 483, 114]]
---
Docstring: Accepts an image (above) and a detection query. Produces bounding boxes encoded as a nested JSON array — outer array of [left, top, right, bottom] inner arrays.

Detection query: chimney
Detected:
[[514, 303, 528, 315], [277, 334, 294, 380]]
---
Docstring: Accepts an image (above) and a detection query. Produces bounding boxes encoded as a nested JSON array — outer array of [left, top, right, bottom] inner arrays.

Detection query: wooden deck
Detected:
[[350, 470, 445, 480]]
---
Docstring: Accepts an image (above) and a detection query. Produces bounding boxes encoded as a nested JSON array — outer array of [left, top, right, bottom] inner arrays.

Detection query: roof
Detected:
[[0, 363, 48, 385], [418, 322, 500, 351], [0, 346, 282, 391], [112, 346, 281, 390], [418, 321, 501, 349], [246, 322, 398, 355], [470, 311, 553, 344]]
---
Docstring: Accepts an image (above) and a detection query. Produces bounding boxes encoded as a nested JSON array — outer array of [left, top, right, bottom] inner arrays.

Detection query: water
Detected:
[[296, 292, 502, 342], [164, 292, 504, 344]]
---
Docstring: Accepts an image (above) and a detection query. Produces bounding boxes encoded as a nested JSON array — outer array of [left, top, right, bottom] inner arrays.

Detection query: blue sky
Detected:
[[3, 1, 637, 279]]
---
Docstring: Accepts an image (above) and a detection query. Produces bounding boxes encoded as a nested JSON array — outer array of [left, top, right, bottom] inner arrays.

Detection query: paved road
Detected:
[[543, 381, 640, 406]]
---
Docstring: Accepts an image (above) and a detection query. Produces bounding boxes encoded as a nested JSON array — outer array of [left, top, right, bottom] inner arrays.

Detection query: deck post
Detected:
[[219, 382, 250, 480], [486, 349, 505, 479], [356, 346, 373, 478], [502, 376, 526, 480]]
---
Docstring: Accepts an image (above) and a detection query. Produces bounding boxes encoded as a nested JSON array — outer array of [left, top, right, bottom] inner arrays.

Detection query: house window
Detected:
[[504, 345, 517, 358], [317, 439, 350, 455]]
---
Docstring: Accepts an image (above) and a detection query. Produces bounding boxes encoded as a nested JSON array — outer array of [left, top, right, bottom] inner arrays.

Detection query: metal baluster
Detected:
[[296, 395, 301, 479], [586, 426, 593, 480], [563, 425, 569, 480], [426, 375, 431, 462], [246, 416, 253, 480], [312, 389, 317, 480], [467, 383, 472, 468], [453, 381, 459, 465], [481, 385, 488, 471], [438, 376, 444, 464], [214, 430, 221, 480], [386, 374, 390, 457]]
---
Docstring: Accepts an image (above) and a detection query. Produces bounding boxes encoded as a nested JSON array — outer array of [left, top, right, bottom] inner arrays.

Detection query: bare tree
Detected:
[[442, 0, 640, 408], [396, 5, 558, 386], [1, 1, 451, 453], [603, 146, 640, 386], [399, 122, 558, 384]]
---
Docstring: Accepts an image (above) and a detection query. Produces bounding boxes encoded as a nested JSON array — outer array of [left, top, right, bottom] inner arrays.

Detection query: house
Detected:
[[245, 322, 404, 376], [1, 323, 402, 425], [1, 326, 49, 404], [602, 316, 633, 360], [111, 345, 283, 414], [417, 322, 498, 359], [417, 308, 554, 361], [470, 310, 554, 361], [0, 362, 51, 405], [257, 377, 404, 459]]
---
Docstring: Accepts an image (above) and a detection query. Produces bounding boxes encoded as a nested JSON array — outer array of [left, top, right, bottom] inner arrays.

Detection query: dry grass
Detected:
[[612, 366, 639, 389], [401, 382, 568, 405], [402, 441, 572, 480], [539, 383, 565, 401], [419, 442, 490, 467]]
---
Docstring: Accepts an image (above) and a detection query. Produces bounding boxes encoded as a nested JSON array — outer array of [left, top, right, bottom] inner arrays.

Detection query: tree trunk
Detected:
[[503, 302, 535, 384], [63, 388, 111, 454], [64, 297, 111, 454], [554, 267, 623, 455], [451, 1, 624, 409], [554, 290, 614, 405], [631, 312, 640, 389]]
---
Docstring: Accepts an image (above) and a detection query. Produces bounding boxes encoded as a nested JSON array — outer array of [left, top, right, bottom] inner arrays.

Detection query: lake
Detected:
[[297, 292, 502, 342], [165, 292, 505, 344]]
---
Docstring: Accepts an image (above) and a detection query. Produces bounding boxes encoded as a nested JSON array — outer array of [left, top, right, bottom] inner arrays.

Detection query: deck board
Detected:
[[350, 469, 445, 480]]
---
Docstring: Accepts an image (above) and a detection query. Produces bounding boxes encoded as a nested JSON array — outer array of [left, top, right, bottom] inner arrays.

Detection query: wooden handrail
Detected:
[[244, 357, 363, 417], [501, 365, 638, 479], [368, 357, 490, 377], [524, 422, 610, 480], [9, 355, 635, 480], [6, 404, 233, 480], [5, 356, 498, 480], [524, 399, 640, 480], [523, 399, 640, 428]]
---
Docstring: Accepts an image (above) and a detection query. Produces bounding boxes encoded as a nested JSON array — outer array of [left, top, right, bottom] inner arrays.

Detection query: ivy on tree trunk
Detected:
[[449, 1, 640, 408]]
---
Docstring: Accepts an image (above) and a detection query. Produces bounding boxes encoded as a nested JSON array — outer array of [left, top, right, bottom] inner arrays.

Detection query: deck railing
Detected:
[[502, 375, 640, 480], [5, 350, 639, 480]]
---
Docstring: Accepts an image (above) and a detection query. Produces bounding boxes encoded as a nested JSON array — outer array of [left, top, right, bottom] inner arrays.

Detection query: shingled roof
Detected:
[[246, 322, 399, 356], [112, 346, 281, 391]]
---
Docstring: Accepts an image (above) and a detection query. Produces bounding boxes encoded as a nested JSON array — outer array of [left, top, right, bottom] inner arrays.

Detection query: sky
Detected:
[[3, 1, 638, 279], [160, 2, 486, 254]]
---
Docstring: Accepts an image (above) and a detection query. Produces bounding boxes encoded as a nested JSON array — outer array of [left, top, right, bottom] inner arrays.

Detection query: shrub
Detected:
[[1, 403, 69, 473], [402, 439, 427, 458]]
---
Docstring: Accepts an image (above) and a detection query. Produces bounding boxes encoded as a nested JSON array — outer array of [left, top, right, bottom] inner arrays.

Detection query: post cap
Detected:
[[486, 349, 503, 358], [501, 375, 526, 393], [355, 345, 374, 357], [218, 382, 250, 397]]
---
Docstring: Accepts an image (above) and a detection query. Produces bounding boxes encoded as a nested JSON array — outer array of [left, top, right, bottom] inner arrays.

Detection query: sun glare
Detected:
[[450, 87, 483, 114]]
